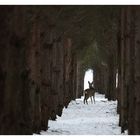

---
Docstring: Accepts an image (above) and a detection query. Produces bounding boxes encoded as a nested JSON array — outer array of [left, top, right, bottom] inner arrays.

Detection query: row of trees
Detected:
[[73, 5, 140, 135], [0, 6, 79, 134], [117, 6, 140, 134], [86, 6, 140, 135]]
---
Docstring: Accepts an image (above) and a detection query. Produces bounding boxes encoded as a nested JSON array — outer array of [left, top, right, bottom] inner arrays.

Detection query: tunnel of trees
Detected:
[[0, 5, 140, 135]]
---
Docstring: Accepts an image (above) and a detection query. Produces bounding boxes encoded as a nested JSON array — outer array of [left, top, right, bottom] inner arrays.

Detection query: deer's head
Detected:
[[88, 81, 94, 89]]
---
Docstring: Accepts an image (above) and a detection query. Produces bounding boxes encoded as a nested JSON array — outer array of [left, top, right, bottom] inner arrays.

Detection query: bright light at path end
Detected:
[[84, 69, 93, 90]]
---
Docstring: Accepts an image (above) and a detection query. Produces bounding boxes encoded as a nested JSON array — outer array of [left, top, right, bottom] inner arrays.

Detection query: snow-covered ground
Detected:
[[40, 93, 127, 135]]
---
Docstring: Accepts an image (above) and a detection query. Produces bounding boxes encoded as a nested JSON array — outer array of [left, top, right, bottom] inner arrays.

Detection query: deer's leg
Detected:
[[84, 93, 89, 105], [93, 96, 95, 104], [90, 96, 93, 104], [84, 97, 86, 104], [83, 91, 86, 104], [84, 96, 87, 104], [83, 96, 85, 104], [86, 99, 88, 105], [85, 96, 88, 105]]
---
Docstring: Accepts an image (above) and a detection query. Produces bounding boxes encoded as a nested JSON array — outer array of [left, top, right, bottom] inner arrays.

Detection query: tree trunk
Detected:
[[134, 7, 140, 134], [76, 60, 84, 98]]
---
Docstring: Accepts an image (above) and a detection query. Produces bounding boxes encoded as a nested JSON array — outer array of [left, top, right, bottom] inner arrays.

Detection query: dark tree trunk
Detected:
[[76, 60, 84, 98], [134, 7, 140, 135], [106, 54, 116, 101], [119, 8, 129, 133]]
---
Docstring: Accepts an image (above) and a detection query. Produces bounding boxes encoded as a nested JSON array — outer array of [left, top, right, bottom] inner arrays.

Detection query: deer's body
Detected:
[[83, 81, 95, 104]]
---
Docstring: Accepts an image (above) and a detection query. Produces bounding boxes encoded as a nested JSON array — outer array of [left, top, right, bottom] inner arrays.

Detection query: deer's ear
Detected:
[[88, 81, 90, 84], [91, 81, 94, 84]]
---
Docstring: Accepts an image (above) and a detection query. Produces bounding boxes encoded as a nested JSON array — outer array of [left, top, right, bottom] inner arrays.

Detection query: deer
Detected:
[[83, 81, 96, 104]]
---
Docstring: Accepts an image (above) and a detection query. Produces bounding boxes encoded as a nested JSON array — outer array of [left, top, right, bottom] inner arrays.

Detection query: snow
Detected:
[[40, 93, 126, 135]]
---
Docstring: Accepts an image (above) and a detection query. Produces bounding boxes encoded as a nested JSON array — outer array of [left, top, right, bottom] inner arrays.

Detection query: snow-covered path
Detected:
[[40, 93, 123, 135]]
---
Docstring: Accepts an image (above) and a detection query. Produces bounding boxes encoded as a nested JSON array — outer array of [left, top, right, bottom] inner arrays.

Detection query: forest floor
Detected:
[[40, 93, 128, 135]]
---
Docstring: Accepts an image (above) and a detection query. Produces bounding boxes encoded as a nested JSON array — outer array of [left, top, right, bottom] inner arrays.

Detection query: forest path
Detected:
[[40, 93, 125, 135]]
